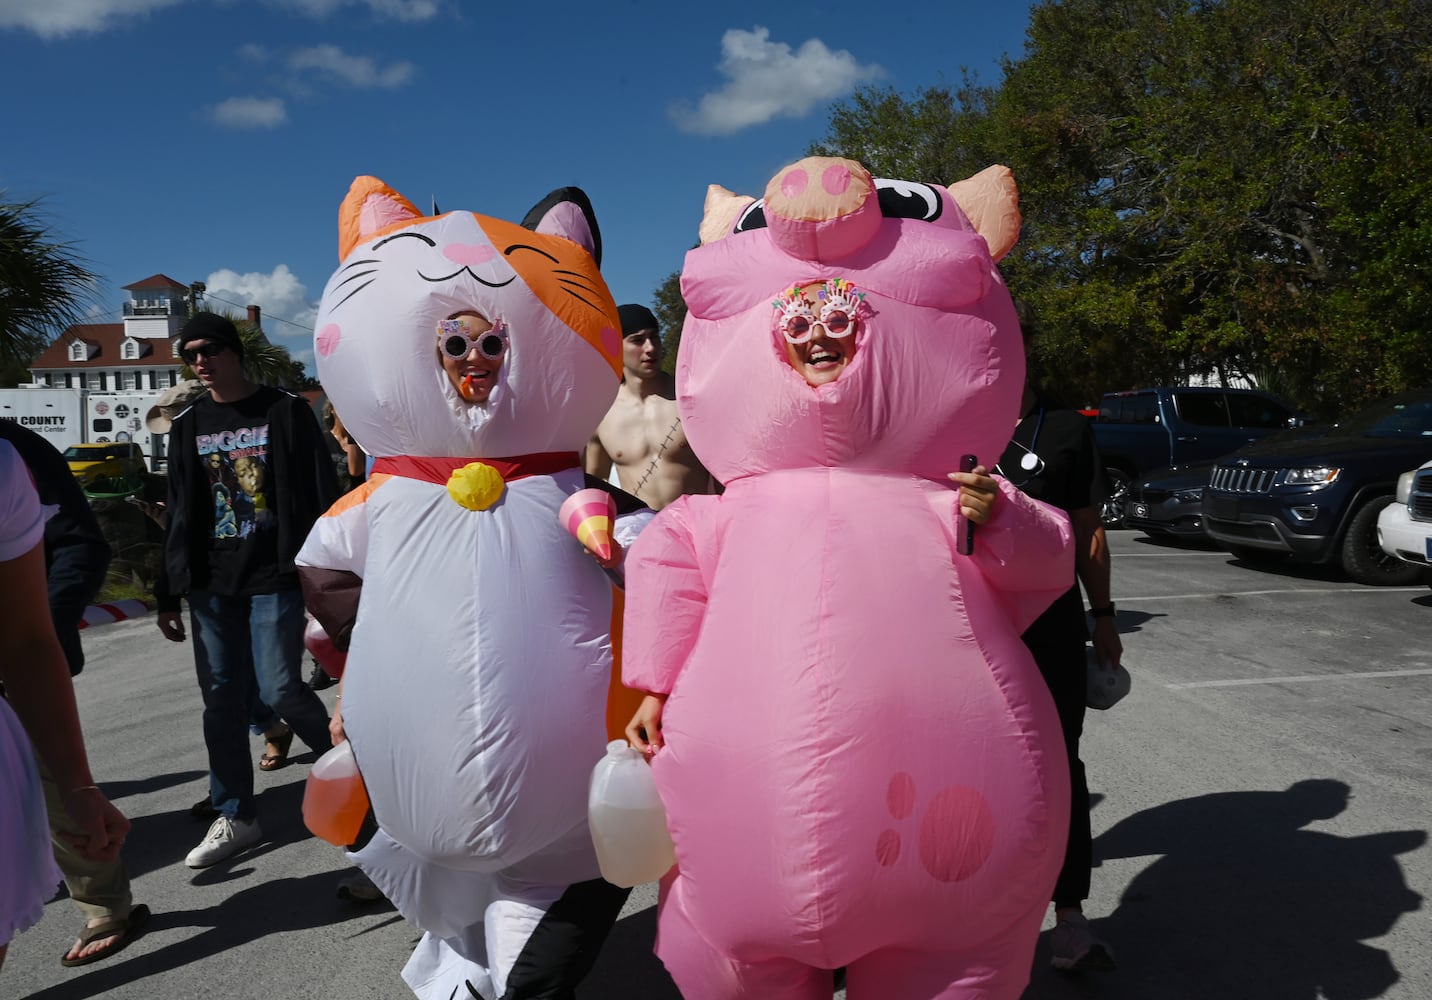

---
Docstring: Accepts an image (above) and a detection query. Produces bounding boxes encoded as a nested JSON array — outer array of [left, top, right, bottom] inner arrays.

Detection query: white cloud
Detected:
[[270, 0, 439, 21], [203, 265, 318, 366], [237, 43, 268, 63], [288, 44, 413, 88], [672, 27, 883, 137], [210, 96, 288, 129], [0, 0, 184, 38]]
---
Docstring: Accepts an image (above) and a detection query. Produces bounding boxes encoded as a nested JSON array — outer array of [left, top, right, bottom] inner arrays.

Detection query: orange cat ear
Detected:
[[338, 176, 423, 260], [699, 185, 755, 246], [945, 165, 1021, 262]]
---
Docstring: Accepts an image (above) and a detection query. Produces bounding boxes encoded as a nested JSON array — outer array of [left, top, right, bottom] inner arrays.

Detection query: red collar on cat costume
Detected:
[[371, 452, 580, 484]]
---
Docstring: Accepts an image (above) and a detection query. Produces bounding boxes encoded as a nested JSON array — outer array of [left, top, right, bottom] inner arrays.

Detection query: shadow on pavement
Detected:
[[100, 768, 208, 802], [23, 869, 381, 1000], [1022, 779, 1424, 999], [578, 906, 681, 999]]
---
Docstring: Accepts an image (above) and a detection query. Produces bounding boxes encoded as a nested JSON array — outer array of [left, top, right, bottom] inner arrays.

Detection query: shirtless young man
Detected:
[[585, 304, 719, 510]]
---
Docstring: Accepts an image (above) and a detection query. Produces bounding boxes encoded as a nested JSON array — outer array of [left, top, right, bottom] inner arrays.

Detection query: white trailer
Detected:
[[0, 387, 87, 452], [87, 391, 169, 470]]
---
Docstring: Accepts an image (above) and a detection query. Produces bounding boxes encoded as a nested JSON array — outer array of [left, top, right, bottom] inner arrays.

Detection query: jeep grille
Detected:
[[1210, 465, 1276, 494]]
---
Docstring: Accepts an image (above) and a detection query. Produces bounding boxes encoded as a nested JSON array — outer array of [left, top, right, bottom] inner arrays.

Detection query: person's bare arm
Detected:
[[584, 431, 614, 480], [1070, 506, 1122, 668], [1, 543, 129, 859]]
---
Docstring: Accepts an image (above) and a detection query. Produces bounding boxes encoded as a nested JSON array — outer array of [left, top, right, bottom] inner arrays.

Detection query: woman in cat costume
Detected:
[[296, 178, 643, 1000], [621, 158, 1075, 999]]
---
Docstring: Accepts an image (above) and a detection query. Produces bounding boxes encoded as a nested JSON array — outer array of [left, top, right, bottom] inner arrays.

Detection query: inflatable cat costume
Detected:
[[622, 158, 1075, 999], [296, 178, 641, 1000]]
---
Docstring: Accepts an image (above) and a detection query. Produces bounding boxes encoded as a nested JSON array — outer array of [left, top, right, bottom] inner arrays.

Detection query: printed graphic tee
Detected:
[[191, 386, 285, 596]]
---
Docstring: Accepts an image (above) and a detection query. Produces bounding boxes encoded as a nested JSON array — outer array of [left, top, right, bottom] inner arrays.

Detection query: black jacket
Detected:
[[0, 419, 112, 674], [156, 387, 338, 611]]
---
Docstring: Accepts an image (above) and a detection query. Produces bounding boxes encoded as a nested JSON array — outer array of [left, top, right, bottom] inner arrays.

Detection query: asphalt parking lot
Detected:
[[7, 529, 1431, 1000]]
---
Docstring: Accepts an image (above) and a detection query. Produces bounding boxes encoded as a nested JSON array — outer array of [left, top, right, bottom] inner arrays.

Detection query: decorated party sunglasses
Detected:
[[772, 278, 866, 344], [438, 317, 508, 361]]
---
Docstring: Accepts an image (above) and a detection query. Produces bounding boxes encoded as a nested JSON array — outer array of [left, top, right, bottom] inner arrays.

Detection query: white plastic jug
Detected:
[[588, 740, 676, 888]]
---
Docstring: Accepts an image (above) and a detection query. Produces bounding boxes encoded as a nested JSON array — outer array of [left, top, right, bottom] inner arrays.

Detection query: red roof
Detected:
[[121, 274, 188, 291], [29, 323, 179, 370]]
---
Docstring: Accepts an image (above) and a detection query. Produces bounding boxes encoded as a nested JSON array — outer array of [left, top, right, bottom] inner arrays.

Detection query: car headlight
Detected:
[[1396, 470, 1415, 504], [1282, 466, 1341, 486], [1171, 488, 1204, 503]]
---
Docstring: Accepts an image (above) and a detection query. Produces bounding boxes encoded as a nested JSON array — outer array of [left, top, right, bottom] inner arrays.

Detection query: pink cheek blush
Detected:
[[317, 323, 342, 357]]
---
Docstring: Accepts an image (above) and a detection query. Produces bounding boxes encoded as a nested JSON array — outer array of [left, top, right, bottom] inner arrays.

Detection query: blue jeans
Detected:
[[188, 589, 333, 821]]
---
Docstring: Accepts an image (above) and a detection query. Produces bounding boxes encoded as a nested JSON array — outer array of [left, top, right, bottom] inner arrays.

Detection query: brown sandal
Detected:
[[60, 904, 150, 967], [258, 727, 293, 771]]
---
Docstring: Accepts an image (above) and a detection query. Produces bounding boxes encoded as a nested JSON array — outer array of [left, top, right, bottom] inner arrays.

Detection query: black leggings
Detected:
[[1027, 637, 1091, 908]]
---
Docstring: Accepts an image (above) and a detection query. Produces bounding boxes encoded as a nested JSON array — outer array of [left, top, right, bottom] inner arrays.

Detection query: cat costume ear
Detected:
[[521, 187, 604, 268], [338, 176, 423, 260]]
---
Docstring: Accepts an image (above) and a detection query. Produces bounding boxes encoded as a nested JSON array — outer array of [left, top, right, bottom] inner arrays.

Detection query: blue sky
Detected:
[[0, 0, 1035, 369]]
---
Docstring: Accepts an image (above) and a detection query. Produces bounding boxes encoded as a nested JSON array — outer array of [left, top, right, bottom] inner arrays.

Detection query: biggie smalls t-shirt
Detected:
[[190, 386, 285, 596]]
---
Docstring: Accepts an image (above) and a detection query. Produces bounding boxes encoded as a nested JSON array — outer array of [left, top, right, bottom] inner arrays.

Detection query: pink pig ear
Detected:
[[699, 185, 755, 246], [946, 165, 1021, 262], [339, 177, 423, 260]]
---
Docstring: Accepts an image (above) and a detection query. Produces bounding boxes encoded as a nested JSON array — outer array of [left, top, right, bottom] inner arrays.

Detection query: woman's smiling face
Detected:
[[780, 282, 860, 387], [437, 312, 507, 404]]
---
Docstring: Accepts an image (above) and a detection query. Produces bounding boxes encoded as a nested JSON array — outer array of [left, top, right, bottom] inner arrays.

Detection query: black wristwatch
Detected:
[[1088, 604, 1116, 619]]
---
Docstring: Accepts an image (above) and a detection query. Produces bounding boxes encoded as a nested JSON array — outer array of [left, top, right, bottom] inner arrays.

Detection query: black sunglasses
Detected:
[[180, 342, 228, 364]]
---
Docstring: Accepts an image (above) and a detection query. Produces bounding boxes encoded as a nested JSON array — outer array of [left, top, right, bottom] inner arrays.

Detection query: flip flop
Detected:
[[258, 727, 294, 771], [60, 903, 150, 968]]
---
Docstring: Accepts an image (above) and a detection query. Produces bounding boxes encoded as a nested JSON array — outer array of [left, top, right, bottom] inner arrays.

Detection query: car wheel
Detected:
[[1101, 467, 1132, 529], [1340, 495, 1427, 586]]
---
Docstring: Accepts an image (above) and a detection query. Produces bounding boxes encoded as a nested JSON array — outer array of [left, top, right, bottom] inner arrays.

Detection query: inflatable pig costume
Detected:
[[622, 158, 1075, 999]]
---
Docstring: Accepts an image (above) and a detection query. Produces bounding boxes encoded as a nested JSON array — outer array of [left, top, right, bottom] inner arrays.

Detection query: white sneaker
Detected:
[[185, 816, 262, 868]]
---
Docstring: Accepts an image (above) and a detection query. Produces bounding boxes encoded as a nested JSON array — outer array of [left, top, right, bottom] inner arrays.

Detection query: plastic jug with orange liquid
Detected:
[[588, 739, 676, 888], [303, 740, 370, 846]]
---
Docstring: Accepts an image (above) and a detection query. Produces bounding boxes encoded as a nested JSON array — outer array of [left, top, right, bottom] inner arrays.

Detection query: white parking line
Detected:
[[1168, 669, 1432, 689], [1118, 587, 1428, 600]]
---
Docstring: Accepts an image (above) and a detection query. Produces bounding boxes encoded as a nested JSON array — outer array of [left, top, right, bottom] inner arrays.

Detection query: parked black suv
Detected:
[[1092, 387, 1302, 526], [1202, 389, 1432, 585]]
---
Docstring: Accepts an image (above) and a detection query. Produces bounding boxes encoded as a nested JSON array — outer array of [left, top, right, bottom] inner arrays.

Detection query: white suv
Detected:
[[1377, 459, 1432, 582]]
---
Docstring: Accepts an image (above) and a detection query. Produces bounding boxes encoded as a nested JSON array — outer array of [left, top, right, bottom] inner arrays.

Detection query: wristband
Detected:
[[1088, 604, 1116, 619]]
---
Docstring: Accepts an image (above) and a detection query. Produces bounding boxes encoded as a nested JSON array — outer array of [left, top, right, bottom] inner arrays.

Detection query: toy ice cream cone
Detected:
[[560, 488, 618, 563]]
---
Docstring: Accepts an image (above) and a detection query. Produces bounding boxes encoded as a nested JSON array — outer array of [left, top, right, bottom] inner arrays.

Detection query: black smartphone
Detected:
[[958, 454, 977, 555]]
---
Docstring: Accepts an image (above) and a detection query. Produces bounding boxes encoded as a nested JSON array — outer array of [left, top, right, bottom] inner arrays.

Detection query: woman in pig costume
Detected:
[[621, 157, 1075, 999]]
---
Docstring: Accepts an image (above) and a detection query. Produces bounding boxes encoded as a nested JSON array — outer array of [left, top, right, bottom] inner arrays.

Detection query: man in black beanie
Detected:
[[154, 311, 338, 868], [584, 303, 718, 510]]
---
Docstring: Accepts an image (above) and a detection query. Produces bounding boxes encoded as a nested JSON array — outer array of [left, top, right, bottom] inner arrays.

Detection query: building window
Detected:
[[69, 341, 86, 362], [122, 371, 138, 390], [121, 339, 138, 360], [171, 339, 181, 358]]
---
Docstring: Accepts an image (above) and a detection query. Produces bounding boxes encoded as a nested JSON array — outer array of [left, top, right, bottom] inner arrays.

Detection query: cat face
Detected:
[[313, 178, 622, 459], [676, 157, 1026, 484]]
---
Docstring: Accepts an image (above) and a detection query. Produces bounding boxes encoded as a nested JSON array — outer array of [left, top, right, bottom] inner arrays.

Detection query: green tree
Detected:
[[0, 193, 99, 369], [815, 0, 1432, 418], [652, 269, 688, 374]]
